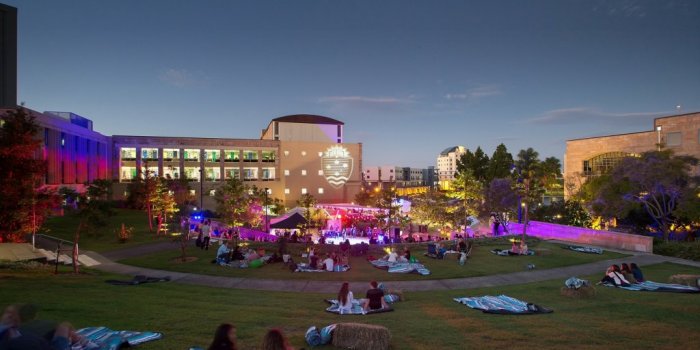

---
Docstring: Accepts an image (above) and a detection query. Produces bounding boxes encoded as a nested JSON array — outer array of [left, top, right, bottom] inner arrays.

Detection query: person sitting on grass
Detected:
[[261, 328, 293, 350], [216, 241, 232, 264], [1, 304, 83, 350], [208, 323, 237, 350], [631, 263, 645, 282], [402, 247, 411, 262], [385, 249, 398, 263], [599, 264, 630, 287], [337, 282, 355, 314], [323, 254, 335, 272], [620, 263, 638, 284], [362, 281, 389, 312]]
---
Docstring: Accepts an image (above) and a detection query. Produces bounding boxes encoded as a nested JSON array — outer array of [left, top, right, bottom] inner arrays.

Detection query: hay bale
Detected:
[[332, 323, 391, 350], [560, 285, 596, 298], [668, 274, 700, 287]]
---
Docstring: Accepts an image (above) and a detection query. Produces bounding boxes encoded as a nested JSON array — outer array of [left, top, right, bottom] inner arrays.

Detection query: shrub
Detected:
[[653, 240, 700, 261]]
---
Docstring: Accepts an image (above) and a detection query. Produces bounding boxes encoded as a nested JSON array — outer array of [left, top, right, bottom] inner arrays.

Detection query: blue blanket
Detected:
[[370, 260, 431, 275], [568, 245, 603, 254], [295, 263, 350, 272], [74, 327, 162, 349], [454, 295, 553, 315], [603, 280, 700, 293]]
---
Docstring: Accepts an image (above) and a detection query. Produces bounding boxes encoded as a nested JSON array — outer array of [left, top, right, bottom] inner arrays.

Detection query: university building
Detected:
[[436, 145, 466, 189], [564, 111, 700, 198], [1, 108, 362, 209]]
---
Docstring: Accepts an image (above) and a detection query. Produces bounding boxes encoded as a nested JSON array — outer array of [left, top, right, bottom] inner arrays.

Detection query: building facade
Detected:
[[436, 145, 466, 189], [564, 112, 700, 198], [0, 4, 17, 108]]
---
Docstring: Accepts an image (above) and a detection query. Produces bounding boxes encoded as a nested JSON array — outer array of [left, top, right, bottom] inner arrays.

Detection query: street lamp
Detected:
[[656, 125, 662, 151], [198, 168, 204, 216], [263, 188, 269, 232]]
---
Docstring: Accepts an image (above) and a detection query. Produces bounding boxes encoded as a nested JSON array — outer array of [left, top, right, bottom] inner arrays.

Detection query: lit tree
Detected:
[[297, 193, 317, 234], [0, 108, 57, 243], [151, 177, 179, 235], [215, 178, 252, 229], [449, 169, 484, 234]]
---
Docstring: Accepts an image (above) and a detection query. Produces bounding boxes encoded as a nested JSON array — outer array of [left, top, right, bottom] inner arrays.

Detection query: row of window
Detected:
[[120, 148, 276, 162], [120, 166, 276, 182], [198, 188, 324, 196]]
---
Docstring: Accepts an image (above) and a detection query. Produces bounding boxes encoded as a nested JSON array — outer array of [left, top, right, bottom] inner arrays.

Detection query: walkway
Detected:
[[85, 241, 700, 294]]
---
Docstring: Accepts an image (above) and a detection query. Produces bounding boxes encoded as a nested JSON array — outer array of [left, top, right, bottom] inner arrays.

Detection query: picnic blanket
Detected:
[[490, 249, 535, 256], [73, 326, 162, 349], [369, 259, 431, 275], [324, 299, 393, 315], [105, 275, 171, 286], [454, 295, 553, 315], [603, 280, 700, 293], [567, 245, 603, 254], [295, 263, 350, 272]]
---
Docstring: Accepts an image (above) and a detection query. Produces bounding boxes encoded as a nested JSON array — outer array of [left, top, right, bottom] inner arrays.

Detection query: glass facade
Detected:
[[582, 152, 638, 176]]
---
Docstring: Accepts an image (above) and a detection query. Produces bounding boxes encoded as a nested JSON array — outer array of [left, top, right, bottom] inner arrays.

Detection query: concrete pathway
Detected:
[[83, 242, 700, 294]]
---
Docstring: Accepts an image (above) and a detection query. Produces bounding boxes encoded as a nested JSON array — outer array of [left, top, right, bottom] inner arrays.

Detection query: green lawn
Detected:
[[1, 262, 699, 349], [40, 209, 174, 252], [119, 240, 628, 281]]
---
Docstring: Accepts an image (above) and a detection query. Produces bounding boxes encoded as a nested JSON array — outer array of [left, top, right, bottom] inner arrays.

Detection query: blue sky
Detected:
[[6, 0, 700, 168]]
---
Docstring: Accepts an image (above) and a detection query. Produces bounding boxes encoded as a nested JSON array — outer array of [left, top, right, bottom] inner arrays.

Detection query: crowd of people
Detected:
[[599, 263, 645, 287]]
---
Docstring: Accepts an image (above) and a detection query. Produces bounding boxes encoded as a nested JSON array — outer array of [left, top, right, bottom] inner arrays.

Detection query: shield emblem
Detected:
[[321, 146, 353, 188]]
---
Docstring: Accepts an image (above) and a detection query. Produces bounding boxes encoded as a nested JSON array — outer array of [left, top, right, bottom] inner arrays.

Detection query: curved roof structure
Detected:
[[440, 146, 463, 156], [272, 114, 344, 125]]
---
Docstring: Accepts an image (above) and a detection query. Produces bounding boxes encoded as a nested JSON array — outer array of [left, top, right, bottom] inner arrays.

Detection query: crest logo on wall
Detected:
[[322, 145, 353, 188]]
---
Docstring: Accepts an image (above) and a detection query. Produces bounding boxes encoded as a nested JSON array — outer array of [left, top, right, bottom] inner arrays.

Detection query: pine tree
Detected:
[[487, 143, 514, 182]]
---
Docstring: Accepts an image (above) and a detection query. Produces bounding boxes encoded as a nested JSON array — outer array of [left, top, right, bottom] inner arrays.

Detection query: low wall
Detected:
[[508, 221, 653, 253]]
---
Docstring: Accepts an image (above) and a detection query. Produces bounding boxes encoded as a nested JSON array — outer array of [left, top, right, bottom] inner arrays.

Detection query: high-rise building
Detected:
[[0, 3, 17, 108], [436, 145, 466, 189]]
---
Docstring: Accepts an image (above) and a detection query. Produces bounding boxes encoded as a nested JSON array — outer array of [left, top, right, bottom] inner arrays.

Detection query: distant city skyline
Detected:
[[4, 0, 699, 168]]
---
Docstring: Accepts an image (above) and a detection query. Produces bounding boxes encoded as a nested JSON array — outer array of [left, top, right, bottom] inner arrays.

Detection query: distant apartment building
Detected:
[[436, 145, 466, 189], [363, 165, 436, 196], [1, 109, 362, 208], [565, 111, 700, 198]]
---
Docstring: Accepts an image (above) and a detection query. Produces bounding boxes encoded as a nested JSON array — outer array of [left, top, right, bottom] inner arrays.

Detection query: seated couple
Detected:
[[384, 248, 411, 263], [309, 254, 335, 271], [336, 281, 389, 314], [216, 241, 244, 264], [599, 263, 644, 286]]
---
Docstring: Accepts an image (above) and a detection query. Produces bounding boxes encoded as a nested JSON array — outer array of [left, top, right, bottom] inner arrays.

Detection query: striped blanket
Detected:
[[370, 259, 431, 275], [295, 263, 350, 272], [73, 327, 162, 349], [603, 280, 700, 293], [568, 245, 603, 254], [454, 295, 553, 315]]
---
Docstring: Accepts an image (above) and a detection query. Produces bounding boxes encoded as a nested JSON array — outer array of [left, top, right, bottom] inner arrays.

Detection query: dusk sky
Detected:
[[5, 0, 699, 168]]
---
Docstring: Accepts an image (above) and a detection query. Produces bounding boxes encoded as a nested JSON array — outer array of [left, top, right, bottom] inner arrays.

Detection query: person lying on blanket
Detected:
[[362, 281, 389, 312], [0, 304, 85, 350], [599, 264, 630, 287]]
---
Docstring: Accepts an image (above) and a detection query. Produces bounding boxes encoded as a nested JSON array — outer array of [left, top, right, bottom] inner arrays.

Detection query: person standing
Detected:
[[201, 220, 211, 250]]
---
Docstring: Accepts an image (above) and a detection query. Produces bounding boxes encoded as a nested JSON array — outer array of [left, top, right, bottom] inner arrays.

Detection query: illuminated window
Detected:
[[189, 189, 196, 196], [141, 148, 158, 160], [141, 165, 159, 177], [318, 188, 324, 194], [209, 189, 216, 196], [205, 167, 221, 181], [184, 167, 200, 181], [243, 150, 258, 162], [224, 168, 240, 179], [163, 148, 179, 161], [284, 188, 290, 194], [243, 167, 258, 180], [582, 152, 638, 176], [261, 150, 275, 162], [284, 170, 289, 176], [163, 166, 180, 180], [204, 149, 221, 162], [120, 166, 137, 182], [318, 170, 323, 176], [224, 150, 239, 162], [318, 152, 323, 157], [284, 151, 289, 156], [301, 188, 307, 194], [184, 149, 200, 162], [301, 151, 306, 156], [301, 169, 307, 176], [262, 167, 275, 180], [120, 147, 136, 161]]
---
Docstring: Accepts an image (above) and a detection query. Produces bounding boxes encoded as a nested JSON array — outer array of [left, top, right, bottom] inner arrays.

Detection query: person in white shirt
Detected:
[[386, 249, 398, 263], [323, 254, 335, 271], [337, 282, 354, 314]]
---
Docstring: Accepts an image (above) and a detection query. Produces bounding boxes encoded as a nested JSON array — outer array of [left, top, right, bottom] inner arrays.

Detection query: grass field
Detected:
[[2, 262, 699, 349], [120, 240, 628, 281]]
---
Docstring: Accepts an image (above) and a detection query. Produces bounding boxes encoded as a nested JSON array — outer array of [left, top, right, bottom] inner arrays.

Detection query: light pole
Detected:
[[263, 188, 269, 232], [656, 125, 662, 151], [198, 168, 204, 216]]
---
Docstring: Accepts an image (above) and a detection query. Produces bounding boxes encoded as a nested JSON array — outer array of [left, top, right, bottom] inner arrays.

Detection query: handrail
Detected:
[[35, 233, 74, 246]]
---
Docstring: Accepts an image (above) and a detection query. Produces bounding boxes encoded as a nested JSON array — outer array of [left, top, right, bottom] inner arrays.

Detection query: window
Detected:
[[284, 188, 290, 194], [261, 150, 275, 162], [284, 170, 289, 176], [583, 152, 638, 176], [318, 170, 323, 176], [141, 148, 158, 160], [301, 188, 307, 194], [141, 165, 159, 177], [284, 151, 289, 156], [120, 166, 137, 182], [204, 149, 220, 162], [120, 147, 136, 161], [224, 150, 240, 162], [301, 151, 306, 156], [318, 188, 324, 194], [184, 149, 200, 162], [318, 152, 323, 157], [261, 167, 275, 181], [205, 167, 221, 181], [163, 166, 180, 180], [666, 132, 681, 147], [301, 169, 307, 176], [189, 189, 196, 196], [224, 167, 240, 179], [243, 150, 258, 162], [243, 167, 258, 180], [209, 189, 216, 196], [184, 167, 200, 181], [163, 148, 179, 161]]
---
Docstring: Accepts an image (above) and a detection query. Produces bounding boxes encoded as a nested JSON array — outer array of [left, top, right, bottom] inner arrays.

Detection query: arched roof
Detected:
[[272, 114, 344, 125], [440, 146, 463, 156]]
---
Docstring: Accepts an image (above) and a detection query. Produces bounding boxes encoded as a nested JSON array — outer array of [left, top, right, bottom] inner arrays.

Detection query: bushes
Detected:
[[654, 240, 700, 261]]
